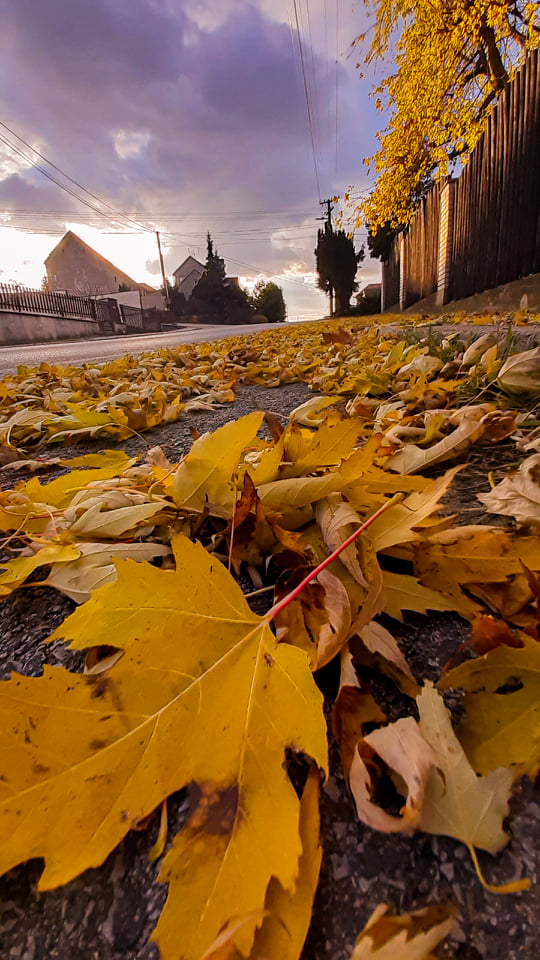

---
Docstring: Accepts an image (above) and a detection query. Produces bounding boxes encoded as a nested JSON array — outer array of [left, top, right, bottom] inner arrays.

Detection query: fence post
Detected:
[[399, 235, 407, 310], [436, 178, 457, 306]]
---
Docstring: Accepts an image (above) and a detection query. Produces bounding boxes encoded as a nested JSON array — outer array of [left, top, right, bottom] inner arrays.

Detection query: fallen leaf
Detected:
[[333, 651, 387, 779], [478, 454, 540, 525], [173, 412, 264, 516], [0, 543, 81, 597], [349, 716, 435, 833], [238, 763, 322, 960], [417, 685, 513, 855], [497, 347, 540, 395], [381, 570, 480, 621], [355, 621, 420, 697], [44, 541, 171, 603], [385, 413, 483, 475], [273, 563, 352, 669], [414, 527, 540, 585], [438, 636, 540, 779], [350, 903, 456, 960], [0, 536, 327, 960]]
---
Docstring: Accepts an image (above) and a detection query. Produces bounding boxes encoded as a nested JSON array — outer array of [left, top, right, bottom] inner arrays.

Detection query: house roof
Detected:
[[173, 255, 204, 278], [45, 231, 156, 292]]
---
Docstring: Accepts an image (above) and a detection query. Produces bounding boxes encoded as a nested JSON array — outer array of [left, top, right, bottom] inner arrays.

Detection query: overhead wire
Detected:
[[335, 0, 339, 175], [0, 121, 151, 235], [291, 0, 322, 200]]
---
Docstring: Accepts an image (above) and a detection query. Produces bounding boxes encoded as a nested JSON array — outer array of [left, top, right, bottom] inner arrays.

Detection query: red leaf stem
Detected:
[[266, 493, 403, 622]]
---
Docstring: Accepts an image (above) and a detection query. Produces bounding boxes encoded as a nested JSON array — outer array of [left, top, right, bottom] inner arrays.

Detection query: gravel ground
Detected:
[[0, 377, 539, 959]]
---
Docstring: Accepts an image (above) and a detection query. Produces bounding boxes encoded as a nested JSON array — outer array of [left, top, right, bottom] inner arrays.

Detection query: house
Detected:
[[45, 231, 157, 298], [356, 282, 382, 313], [172, 256, 205, 298]]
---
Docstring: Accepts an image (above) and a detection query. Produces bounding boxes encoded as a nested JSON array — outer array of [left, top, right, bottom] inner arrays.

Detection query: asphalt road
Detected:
[[0, 321, 296, 377]]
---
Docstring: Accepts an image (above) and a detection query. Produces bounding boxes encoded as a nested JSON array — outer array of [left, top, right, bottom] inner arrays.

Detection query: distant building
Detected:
[[172, 256, 205, 298], [45, 231, 157, 298], [356, 282, 382, 313], [94, 289, 166, 311]]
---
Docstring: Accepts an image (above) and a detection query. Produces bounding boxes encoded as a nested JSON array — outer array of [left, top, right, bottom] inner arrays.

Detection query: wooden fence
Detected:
[[451, 49, 540, 301], [382, 50, 540, 309], [402, 183, 441, 306], [382, 239, 400, 310]]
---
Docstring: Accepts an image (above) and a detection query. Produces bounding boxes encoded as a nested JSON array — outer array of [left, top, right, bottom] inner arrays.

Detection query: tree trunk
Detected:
[[335, 289, 350, 316], [479, 25, 509, 93]]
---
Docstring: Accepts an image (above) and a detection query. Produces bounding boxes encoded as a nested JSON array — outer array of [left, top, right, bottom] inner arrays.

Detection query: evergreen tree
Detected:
[[189, 234, 254, 324], [315, 228, 364, 316], [190, 233, 228, 322]]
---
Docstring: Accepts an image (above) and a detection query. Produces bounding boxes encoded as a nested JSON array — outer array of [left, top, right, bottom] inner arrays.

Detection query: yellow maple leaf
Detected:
[[0, 535, 327, 960], [173, 411, 264, 516]]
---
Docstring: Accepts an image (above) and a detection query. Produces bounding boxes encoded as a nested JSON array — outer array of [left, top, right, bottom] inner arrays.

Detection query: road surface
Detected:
[[0, 321, 299, 377]]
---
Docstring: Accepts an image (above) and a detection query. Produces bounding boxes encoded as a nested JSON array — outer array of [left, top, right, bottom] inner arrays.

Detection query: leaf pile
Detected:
[[1, 323, 540, 959], [1, 315, 539, 457]]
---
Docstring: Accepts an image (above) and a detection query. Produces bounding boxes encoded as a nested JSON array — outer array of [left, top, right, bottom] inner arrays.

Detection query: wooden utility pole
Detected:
[[156, 231, 169, 308], [316, 198, 334, 317]]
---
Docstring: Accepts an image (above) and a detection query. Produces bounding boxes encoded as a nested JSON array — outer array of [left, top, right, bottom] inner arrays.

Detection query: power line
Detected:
[[0, 121, 150, 235], [335, 0, 339, 175], [0, 206, 320, 222], [0, 124, 150, 235], [291, 0, 322, 200], [304, 0, 323, 184]]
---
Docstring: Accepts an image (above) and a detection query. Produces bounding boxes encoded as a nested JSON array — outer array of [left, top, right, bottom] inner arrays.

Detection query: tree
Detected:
[[189, 234, 254, 324], [189, 233, 228, 322], [163, 284, 188, 319], [315, 227, 364, 316], [355, 0, 539, 229], [250, 281, 286, 322]]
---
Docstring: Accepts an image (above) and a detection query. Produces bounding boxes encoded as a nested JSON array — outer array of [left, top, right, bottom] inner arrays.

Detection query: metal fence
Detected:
[[0, 283, 116, 325]]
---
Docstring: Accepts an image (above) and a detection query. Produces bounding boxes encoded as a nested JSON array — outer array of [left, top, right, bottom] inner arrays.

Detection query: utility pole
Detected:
[[316, 198, 334, 317], [319, 197, 333, 230], [156, 231, 169, 308]]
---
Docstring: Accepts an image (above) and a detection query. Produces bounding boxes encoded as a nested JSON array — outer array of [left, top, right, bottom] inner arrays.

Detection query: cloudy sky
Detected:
[[0, 0, 383, 319]]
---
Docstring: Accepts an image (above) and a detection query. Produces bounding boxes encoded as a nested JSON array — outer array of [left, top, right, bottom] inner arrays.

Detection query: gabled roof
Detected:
[[173, 255, 205, 278], [45, 231, 156, 292]]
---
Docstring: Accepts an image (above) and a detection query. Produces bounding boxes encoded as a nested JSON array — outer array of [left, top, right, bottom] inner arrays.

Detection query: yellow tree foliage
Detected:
[[356, 0, 540, 228]]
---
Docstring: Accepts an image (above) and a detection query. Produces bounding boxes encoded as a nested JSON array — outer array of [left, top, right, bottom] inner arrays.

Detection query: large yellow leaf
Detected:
[[438, 637, 540, 778], [197, 764, 322, 960], [0, 535, 327, 960], [172, 411, 264, 516]]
